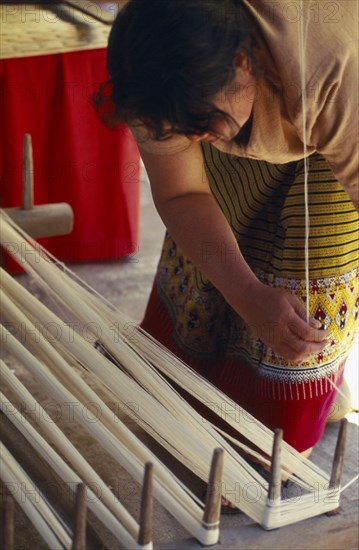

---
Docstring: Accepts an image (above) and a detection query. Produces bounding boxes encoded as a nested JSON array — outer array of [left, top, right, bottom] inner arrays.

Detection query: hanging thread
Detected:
[[298, 0, 311, 322]]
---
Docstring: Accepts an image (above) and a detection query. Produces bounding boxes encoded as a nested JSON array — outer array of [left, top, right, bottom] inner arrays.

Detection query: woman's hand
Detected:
[[238, 281, 330, 362]]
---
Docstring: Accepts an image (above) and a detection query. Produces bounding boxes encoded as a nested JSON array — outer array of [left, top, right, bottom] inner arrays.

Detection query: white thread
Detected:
[[0, 391, 142, 549], [0, 443, 72, 549], [339, 474, 359, 494], [299, 0, 311, 321], [1, 210, 358, 530]]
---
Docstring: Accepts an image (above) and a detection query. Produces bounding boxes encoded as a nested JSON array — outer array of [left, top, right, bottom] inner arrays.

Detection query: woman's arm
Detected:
[[140, 142, 328, 362]]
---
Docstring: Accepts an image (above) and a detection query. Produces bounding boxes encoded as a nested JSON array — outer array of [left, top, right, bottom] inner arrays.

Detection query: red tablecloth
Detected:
[[0, 48, 140, 269]]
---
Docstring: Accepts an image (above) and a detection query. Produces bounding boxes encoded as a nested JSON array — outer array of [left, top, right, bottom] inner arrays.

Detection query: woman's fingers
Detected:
[[309, 317, 322, 329], [294, 306, 325, 329], [289, 297, 329, 341], [283, 332, 329, 362], [278, 307, 329, 360], [288, 314, 329, 342], [243, 286, 332, 362], [279, 342, 324, 363]]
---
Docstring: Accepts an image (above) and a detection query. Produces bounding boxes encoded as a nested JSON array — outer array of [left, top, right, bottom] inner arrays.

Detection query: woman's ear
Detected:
[[234, 51, 252, 74]]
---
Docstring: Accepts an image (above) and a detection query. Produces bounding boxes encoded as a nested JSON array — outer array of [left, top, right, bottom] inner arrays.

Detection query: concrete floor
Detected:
[[1, 171, 359, 549]]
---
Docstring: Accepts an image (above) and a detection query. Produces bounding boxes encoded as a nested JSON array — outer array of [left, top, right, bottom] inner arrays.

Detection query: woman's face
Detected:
[[188, 53, 257, 144]]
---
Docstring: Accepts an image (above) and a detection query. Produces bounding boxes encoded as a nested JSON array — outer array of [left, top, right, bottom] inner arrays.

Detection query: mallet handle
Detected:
[[22, 134, 34, 210]]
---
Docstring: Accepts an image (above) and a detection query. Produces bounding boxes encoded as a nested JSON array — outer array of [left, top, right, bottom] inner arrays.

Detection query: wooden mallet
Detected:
[[4, 134, 73, 238]]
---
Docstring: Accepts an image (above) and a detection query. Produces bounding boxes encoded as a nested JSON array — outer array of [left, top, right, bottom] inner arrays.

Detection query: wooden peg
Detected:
[[138, 462, 153, 547], [22, 134, 34, 211], [268, 428, 283, 503], [71, 483, 87, 550], [4, 133, 73, 238], [203, 448, 224, 530], [2, 496, 15, 550], [327, 418, 348, 516], [329, 418, 348, 488]]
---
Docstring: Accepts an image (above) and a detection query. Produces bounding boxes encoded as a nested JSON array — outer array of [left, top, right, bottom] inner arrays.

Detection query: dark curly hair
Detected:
[[96, 0, 261, 139]]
